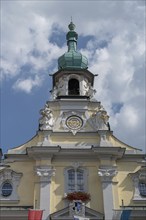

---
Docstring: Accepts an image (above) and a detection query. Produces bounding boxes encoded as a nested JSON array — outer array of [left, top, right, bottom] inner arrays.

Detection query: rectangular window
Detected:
[[67, 168, 86, 192]]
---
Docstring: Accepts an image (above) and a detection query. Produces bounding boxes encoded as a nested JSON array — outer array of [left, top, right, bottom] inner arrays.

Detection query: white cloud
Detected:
[[1, 1, 66, 80], [13, 75, 42, 93]]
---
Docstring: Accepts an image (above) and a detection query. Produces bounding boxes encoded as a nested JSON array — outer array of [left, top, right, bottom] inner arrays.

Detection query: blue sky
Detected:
[[1, 0, 145, 153]]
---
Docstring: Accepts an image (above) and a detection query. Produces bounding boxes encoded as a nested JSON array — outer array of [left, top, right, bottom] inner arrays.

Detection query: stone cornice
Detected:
[[118, 154, 146, 162], [3, 154, 32, 162], [3, 146, 145, 163], [27, 146, 61, 159], [92, 146, 125, 159], [26, 146, 125, 161]]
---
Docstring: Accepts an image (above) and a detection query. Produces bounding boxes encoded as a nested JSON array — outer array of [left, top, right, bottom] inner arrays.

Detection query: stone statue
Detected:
[[39, 104, 54, 130], [92, 109, 109, 130]]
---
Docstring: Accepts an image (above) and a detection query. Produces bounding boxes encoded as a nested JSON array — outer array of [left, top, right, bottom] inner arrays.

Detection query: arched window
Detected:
[[1, 182, 13, 197], [139, 183, 146, 197], [65, 168, 87, 193], [68, 78, 80, 95]]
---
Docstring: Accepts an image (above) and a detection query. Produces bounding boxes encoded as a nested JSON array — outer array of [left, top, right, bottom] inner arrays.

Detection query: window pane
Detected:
[[139, 183, 146, 197], [68, 169, 75, 192], [77, 185, 84, 191], [68, 170, 75, 183], [2, 182, 13, 197], [77, 170, 84, 192]]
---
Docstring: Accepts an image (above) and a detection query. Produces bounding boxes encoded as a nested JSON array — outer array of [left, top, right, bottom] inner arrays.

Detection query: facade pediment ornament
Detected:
[[69, 200, 85, 217], [71, 162, 83, 170], [61, 111, 86, 135], [129, 166, 146, 183], [0, 169, 23, 183]]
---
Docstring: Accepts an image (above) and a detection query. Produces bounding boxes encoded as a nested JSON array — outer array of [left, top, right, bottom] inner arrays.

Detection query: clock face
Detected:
[[66, 115, 83, 130]]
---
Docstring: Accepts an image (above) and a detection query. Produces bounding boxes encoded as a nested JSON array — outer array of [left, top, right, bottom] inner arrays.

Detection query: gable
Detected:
[[50, 206, 104, 220]]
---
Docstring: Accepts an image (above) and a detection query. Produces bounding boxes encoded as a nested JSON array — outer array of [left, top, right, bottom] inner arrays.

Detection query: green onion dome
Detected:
[[58, 22, 88, 70]]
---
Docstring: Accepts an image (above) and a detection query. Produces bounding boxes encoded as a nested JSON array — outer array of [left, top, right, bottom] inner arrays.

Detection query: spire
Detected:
[[66, 21, 78, 52], [58, 21, 88, 70]]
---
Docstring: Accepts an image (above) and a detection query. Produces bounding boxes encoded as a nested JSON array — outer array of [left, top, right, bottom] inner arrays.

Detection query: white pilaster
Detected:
[[35, 166, 55, 220], [98, 166, 118, 220]]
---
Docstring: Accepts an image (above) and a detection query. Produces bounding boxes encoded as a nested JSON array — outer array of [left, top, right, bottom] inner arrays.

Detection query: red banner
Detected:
[[28, 209, 43, 220]]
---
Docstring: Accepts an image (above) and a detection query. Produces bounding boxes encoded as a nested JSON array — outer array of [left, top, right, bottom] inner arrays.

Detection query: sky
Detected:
[[0, 0, 145, 154]]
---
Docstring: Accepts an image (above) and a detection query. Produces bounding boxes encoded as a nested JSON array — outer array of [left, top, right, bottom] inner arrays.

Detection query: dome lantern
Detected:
[[58, 21, 88, 70]]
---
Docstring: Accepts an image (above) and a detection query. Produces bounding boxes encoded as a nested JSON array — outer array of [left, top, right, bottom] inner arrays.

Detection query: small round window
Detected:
[[1, 182, 13, 197]]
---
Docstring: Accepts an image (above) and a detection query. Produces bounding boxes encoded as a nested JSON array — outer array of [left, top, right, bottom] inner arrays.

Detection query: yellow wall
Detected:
[[0, 161, 35, 206], [1, 155, 145, 214], [116, 161, 145, 207]]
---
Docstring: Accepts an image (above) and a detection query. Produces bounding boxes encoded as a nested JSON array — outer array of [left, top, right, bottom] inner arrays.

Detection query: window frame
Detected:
[[129, 167, 146, 201], [64, 167, 88, 193], [0, 169, 22, 203]]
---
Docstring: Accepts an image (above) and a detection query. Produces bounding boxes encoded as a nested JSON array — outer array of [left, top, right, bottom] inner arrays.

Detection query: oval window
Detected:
[[2, 182, 13, 197]]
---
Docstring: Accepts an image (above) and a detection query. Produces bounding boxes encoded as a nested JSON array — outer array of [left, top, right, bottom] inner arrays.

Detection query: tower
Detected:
[[39, 21, 110, 145], [0, 22, 146, 220]]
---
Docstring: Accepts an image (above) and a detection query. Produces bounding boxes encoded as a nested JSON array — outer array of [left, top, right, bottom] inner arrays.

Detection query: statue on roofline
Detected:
[[39, 103, 54, 130]]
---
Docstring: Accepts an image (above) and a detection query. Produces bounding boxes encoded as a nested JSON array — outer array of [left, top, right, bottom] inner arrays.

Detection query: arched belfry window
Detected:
[[68, 78, 79, 95]]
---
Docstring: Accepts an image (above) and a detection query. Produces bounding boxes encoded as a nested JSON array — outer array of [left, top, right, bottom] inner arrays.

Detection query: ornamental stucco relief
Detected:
[[61, 111, 86, 135]]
